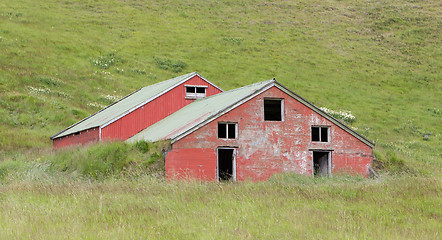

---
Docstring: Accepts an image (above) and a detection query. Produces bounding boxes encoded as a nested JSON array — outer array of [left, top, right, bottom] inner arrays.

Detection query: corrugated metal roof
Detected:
[[51, 72, 200, 139], [127, 79, 275, 143], [127, 79, 375, 148]]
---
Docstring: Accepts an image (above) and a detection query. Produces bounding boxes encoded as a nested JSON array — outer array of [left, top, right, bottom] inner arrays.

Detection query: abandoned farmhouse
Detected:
[[51, 72, 374, 181]]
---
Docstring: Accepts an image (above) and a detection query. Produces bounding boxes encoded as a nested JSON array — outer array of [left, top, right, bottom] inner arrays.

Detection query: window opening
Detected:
[[218, 149, 235, 181], [186, 86, 206, 99], [312, 126, 329, 142], [313, 151, 330, 177], [264, 99, 283, 121], [196, 87, 205, 94], [218, 122, 237, 139]]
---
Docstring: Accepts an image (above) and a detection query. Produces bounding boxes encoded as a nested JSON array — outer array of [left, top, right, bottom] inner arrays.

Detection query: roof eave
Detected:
[[100, 72, 224, 129], [49, 86, 144, 140], [170, 80, 374, 148], [273, 82, 375, 148], [193, 72, 224, 92], [170, 80, 276, 144], [51, 72, 221, 140]]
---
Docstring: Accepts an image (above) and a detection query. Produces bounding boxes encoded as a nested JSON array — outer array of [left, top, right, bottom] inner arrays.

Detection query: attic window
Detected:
[[218, 122, 237, 139], [186, 85, 207, 99], [312, 126, 329, 142], [264, 99, 284, 121]]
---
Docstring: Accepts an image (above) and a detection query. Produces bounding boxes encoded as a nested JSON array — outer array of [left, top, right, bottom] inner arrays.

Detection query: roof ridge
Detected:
[[127, 79, 276, 143], [193, 79, 275, 102], [273, 82, 375, 147], [141, 72, 196, 89], [51, 72, 198, 139]]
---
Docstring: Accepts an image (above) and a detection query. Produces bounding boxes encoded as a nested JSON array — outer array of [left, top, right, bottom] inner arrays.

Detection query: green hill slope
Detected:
[[0, 0, 440, 174]]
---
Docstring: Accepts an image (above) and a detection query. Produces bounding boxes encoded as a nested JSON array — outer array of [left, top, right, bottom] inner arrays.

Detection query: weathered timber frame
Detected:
[[216, 147, 237, 182], [218, 122, 238, 139], [310, 150, 333, 177], [263, 98, 285, 121], [184, 85, 208, 99], [311, 125, 330, 143]]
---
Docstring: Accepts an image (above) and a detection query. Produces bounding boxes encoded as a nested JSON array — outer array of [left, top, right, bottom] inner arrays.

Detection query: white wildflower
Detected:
[[27, 86, 70, 98], [320, 107, 356, 123], [87, 102, 106, 109], [28, 86, 51, 95], [101, 94, 121, 102]]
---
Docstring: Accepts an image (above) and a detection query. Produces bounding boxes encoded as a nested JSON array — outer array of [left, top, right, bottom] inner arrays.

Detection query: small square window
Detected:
[[312, 126, 329, 142], [218, 122, 237, 139], [186, 86, 195, 93], [186, 86, 206, 99], [264, 99, 283, 121]]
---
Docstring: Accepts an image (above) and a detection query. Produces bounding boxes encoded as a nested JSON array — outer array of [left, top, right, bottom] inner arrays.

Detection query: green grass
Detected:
[[0, 0, 441, 238], [0, 174, 440, 239], [0, 141, 167, 182]]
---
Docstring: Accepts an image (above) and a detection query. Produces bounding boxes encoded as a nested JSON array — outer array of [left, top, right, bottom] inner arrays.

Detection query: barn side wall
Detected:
[[101, 75, 222, 141], [167, 86, 373, 181], [52, 127, 99, 149], [166, 148, 217, 181]]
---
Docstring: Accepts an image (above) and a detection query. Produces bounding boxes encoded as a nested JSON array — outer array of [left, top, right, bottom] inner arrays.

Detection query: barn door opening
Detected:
[[217, 148, 236, 182], [313, 151, 331, 177]]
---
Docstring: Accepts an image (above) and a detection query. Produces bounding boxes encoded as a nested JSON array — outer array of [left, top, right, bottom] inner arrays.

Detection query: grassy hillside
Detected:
[[0, 1, 440, 238], [0, 0, 440, 175]]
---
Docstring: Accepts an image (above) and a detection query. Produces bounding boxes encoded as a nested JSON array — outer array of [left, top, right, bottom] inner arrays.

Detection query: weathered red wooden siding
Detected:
[[166, 86, 373, 181], [53, 127, 99, 149], [100, 75, 222, 141], [166, 148, 217, 181]]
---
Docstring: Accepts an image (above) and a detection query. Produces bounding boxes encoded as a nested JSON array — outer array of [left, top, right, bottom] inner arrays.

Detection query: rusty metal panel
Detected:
[[168, 86, 373, 181], [101, 75, 223, 141]]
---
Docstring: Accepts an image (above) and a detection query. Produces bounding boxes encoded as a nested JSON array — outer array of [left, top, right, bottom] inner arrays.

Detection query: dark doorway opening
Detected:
[[313, 151, 330, 176], [218, 149, 235, 181]]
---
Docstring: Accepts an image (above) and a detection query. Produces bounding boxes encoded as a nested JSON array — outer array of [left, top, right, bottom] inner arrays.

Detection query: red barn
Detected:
[[50, 72, 223, 148], [128, 79, 374, 181]]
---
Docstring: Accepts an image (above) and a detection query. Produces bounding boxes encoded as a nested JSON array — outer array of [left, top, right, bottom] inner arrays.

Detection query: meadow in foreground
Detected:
[[0, 141, 440, 239], [0, 172, 439, 240]]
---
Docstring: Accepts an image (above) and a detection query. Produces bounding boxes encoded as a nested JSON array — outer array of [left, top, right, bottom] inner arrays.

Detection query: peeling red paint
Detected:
[[167, 86, 373, 181]]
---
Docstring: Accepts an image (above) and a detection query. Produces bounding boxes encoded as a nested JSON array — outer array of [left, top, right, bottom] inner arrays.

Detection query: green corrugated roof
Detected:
[[126, 79, 375, 148], [126, 80, 275, 143], [51, 72, 199, 139]]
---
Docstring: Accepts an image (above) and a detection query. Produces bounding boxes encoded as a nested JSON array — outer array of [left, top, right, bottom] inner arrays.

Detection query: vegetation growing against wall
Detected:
[[0, 141, 168, 181]]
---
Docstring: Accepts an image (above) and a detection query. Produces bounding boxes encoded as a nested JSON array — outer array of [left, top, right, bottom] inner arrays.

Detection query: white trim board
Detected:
[[51, 72, 223, 139], [101, 72, 223, 129]]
